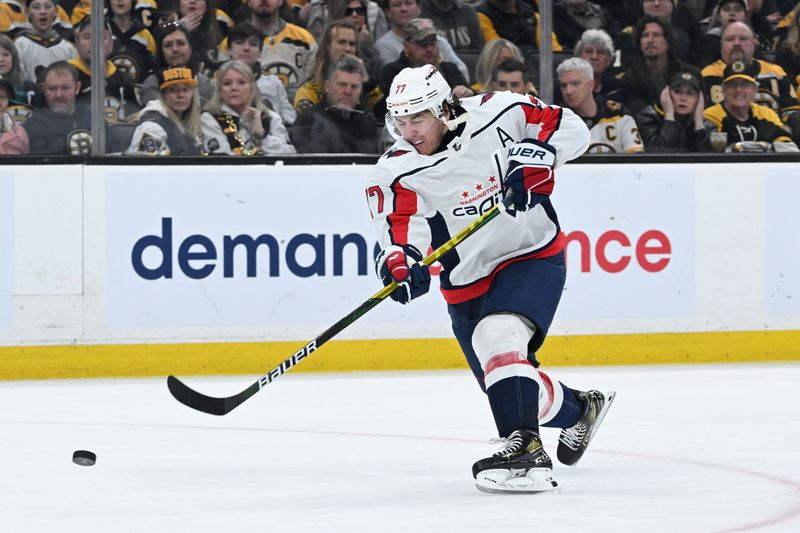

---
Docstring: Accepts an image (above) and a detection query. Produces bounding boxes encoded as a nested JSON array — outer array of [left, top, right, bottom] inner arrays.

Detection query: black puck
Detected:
[[72, 450, 96, 466]]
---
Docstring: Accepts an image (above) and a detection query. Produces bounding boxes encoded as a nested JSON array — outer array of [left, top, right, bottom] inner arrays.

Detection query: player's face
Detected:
[[559, 70, 594, 108], [670, 84, 699, 115], [722, 78, 756, 108], [642, 0, 673, 19], [0, 48, 13, 75], [325, 70, 363, 109], [76, 28, 113, 63], [492, 71, 526, 94], [161, 31, 192, 65], [387, 0, 419, 28], [230, 36, 261, 66], [721, 23, 755, 63], [578, 44, 612, 75], [163, 83, 194, 114], [719, 2, 747, 27], [405, 38, 438, 66], [110, 0, 133, 16], [395, 110, 446, 156], [640, 23, 668, 60], [328, 27, 357, 61], [43, 71, 79, 115], [220, 68, 254, 113], [27, 0, 57, 33]]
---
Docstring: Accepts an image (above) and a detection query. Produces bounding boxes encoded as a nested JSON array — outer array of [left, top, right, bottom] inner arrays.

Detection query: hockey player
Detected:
[[365, 64, 616, 494]]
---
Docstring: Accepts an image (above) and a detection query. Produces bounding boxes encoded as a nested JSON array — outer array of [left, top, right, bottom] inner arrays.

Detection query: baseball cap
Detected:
[[669, 71, 701, 92], [158, 66, 199, 90], [717, 0, 748, 13], [722, 60, 758, 84], [403, 18, 438, 44]]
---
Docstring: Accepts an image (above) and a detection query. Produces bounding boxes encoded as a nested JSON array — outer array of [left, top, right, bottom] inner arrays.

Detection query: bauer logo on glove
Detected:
[[502, 139, 557, 213]]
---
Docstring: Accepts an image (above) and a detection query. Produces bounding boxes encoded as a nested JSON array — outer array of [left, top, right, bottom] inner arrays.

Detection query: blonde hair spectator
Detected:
[[473, 39, 524, 92]]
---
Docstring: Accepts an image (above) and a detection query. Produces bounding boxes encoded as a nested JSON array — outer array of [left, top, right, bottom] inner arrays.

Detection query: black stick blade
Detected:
[[167, 375, 257, 416]]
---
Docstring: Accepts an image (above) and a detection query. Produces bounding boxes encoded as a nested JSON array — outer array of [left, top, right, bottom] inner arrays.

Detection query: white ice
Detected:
[[1, 363, 799, 532]]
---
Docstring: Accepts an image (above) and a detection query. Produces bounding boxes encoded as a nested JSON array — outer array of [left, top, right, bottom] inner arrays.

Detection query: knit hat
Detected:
[[158, 66, 198, 90]]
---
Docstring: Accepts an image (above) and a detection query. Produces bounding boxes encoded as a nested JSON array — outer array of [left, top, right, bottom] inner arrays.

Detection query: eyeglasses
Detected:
[[345, 6, 366, 15]]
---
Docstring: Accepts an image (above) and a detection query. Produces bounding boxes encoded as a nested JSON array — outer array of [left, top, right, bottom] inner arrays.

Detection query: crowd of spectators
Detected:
[[1, 0, 800, 155]]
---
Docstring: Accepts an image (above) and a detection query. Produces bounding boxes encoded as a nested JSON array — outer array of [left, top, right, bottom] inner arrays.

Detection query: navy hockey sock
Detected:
[[541, 384, 583, 429], [487, 377, 540, 437]]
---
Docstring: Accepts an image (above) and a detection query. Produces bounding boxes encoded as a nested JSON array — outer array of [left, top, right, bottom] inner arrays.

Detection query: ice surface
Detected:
[[1, 363, 798, 532]]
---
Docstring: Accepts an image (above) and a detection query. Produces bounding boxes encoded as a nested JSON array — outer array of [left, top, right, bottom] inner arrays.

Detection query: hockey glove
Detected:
[[502, 139, 557, 213], [375, 244, 431, 305]]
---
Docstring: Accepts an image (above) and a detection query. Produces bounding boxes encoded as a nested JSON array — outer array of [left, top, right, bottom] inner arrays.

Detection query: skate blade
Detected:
[[475, 468, 558, 494], [589, 390, 616, 443], [559, 390, 618, 467]]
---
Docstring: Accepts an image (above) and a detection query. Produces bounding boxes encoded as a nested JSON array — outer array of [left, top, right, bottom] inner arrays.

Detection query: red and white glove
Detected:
[[375, 244, 431, 304], [502, 139, 557, 213]]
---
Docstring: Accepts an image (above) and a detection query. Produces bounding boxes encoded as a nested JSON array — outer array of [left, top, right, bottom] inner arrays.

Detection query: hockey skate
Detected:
[[557, 390, 616, 466], [472, 429, 558, 494]]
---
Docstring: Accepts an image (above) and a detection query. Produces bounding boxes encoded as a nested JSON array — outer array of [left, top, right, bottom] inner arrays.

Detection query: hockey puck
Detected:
[[72, 450, 96, 467]]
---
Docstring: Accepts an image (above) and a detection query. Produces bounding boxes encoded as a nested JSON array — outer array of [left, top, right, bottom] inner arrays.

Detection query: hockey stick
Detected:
[[167, 203, 505, 415]]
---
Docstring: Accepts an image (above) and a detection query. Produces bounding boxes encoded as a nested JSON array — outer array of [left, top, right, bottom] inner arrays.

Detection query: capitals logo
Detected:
[[452, 175, 503, 216]]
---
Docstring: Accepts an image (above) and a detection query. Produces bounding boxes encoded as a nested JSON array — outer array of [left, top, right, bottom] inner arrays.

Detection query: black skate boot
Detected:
[[472, 429, 558, 493], [557, 390, 616, 467]]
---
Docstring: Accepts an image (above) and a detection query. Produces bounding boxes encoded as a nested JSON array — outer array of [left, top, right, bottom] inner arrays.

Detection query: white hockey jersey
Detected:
[[367, 91, 590, 304]]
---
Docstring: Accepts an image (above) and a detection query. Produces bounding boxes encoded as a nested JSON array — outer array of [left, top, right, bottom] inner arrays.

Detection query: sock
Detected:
[[487, 376, 540, 438]]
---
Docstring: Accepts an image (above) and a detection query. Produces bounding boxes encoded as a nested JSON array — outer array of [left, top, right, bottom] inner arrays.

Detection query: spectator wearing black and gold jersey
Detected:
[[474, 0, 562, 54], [558, 57, 644, 154], [223, 0, 317, 99], [294, 19, 382, 115], [703, 60, 799, 152], [68, 16, 139, 123], [701, 22, 799, 121], [107, 0, 157, 84]]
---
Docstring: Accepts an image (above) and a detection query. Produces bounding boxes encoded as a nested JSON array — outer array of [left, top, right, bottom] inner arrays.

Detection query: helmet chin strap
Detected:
[[443, 112, 469, 131]]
